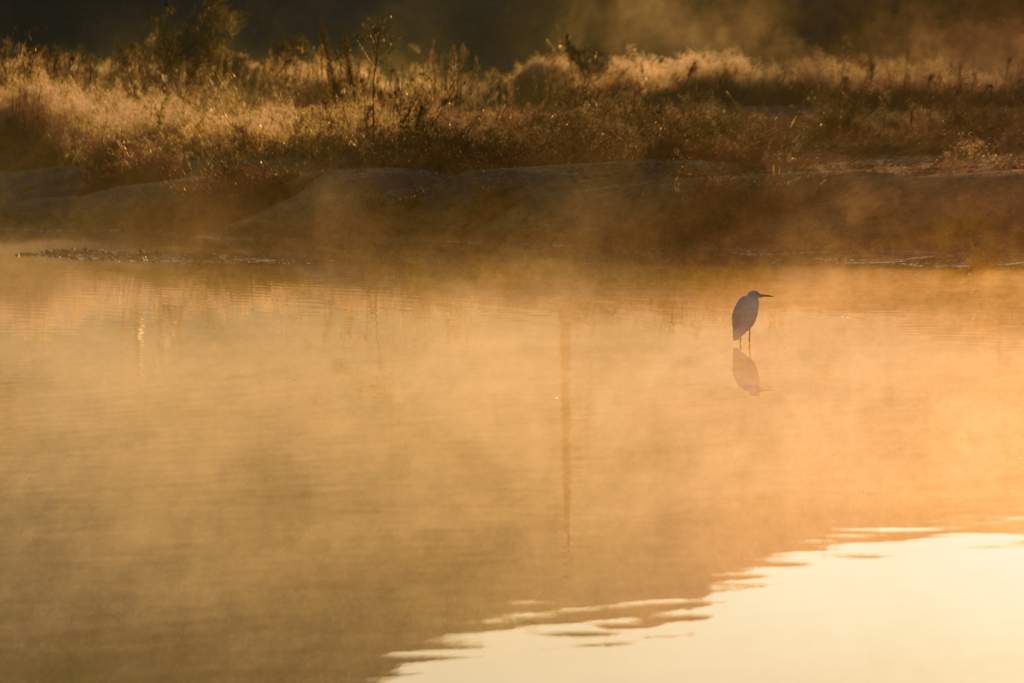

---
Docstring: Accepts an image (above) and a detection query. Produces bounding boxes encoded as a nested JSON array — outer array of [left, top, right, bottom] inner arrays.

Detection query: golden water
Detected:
[[3, 244, 1024, 682]]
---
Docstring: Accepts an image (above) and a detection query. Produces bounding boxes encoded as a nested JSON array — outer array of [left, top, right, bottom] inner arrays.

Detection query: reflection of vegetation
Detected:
[[2, 0, 1024, 185]]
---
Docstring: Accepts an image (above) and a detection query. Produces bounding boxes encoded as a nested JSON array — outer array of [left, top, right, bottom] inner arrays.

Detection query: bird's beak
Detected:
[[758, 294, 773, 298]]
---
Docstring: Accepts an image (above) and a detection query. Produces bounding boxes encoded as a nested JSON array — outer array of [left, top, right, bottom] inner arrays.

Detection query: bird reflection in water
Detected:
[[732, 348, 762, 396]]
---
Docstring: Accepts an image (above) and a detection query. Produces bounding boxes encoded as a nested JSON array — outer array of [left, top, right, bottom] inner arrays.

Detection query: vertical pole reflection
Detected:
[[559, 309, 573, 563], [135, 313, 145, 377]]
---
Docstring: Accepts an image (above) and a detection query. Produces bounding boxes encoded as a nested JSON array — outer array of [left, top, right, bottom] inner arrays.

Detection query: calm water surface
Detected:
[[3, 244, 1024, 682]]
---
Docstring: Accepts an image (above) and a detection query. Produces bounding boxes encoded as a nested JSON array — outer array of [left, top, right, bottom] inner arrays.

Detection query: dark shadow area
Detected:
[[7, 0, 1024, 68]]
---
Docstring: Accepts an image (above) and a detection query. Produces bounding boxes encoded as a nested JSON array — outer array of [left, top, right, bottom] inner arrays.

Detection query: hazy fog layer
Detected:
[[4, 245, 1024, 681]]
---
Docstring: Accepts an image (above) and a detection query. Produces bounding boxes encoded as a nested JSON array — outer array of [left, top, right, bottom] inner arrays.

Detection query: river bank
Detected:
[[4, 158, 1024, 264]]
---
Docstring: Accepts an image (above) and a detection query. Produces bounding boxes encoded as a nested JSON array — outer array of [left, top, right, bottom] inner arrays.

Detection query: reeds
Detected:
[[3, 5, 1024, 186]]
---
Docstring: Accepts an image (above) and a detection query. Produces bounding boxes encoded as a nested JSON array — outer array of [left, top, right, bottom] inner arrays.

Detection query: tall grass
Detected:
[[3, 0, 1024, 186]]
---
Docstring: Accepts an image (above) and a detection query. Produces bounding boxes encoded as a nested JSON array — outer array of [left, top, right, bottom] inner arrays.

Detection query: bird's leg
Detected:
[[747, 330, 752, 355]]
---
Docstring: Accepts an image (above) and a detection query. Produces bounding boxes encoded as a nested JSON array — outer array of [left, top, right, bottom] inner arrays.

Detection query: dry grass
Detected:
[[4, 3, 1024, 188]]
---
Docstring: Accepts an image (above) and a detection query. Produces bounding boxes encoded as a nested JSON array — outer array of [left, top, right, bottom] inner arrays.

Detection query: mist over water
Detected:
[[6, 0, 1024, 678], [3, 245, 1024, 682]]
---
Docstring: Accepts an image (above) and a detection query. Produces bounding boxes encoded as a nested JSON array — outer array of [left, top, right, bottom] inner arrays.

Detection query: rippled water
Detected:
[[3, 243, 1024, 682]]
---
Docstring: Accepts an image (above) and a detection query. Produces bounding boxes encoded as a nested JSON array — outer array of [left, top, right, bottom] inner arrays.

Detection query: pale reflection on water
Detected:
[[2, 244, 1024, 682], [385, 532, 1024, 683]]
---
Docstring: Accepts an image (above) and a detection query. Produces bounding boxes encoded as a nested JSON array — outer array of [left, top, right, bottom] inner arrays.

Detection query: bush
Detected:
[[112, 0, 247, 94]]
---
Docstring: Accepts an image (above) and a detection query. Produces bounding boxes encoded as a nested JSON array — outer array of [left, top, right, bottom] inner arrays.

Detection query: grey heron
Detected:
[[732, 291, 772, 349]]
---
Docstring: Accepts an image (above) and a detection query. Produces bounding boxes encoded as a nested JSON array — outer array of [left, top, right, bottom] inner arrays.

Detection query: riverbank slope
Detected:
[[4, 159, 1024, 263]]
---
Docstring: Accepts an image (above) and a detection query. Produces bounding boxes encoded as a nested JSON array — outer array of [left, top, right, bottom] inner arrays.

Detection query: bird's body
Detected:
[[732, 291, 772, 346]]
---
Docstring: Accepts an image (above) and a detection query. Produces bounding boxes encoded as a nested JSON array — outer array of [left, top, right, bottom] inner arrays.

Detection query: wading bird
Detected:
[[732, 291, 772, 349]]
